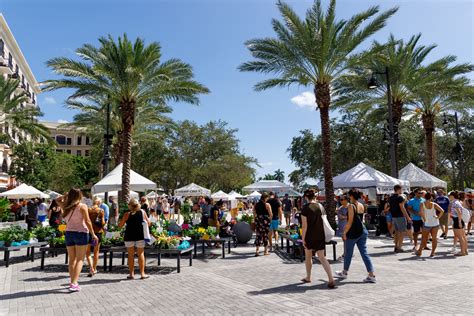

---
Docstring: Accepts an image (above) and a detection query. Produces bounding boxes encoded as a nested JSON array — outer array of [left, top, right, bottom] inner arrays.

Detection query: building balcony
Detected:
[[0, 57, 12, 75]]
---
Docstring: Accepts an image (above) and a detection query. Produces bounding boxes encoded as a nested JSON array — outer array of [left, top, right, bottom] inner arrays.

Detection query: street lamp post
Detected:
[[368, 66, 398, 178], [443, 112, 465, 190], [103, 99, 113, 202]]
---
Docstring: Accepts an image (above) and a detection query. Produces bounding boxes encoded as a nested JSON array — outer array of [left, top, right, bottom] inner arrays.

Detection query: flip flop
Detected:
[[126, 275, 135, 280], [300, 278, 311, 283], [140, 275, 150, 280]]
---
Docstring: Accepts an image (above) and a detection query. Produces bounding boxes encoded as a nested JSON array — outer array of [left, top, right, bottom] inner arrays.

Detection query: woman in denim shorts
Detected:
[[119, 198, 151, 279], [57, 189, 99, 292]]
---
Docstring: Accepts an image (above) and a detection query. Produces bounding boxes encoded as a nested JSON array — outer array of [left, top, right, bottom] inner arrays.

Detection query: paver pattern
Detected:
[[1, 233, 473, 315]]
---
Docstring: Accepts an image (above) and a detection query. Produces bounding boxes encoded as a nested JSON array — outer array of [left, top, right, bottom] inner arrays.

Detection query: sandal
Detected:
[[126, 275, 135, 280], [254, 253, 259, 257], [327, 282, 336, 289], [140, 275, 150, 280], [300, 278, 311, 283]]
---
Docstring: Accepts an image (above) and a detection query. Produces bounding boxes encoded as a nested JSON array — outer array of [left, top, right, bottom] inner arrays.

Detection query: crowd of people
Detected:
[[5, 184, 472, 292]]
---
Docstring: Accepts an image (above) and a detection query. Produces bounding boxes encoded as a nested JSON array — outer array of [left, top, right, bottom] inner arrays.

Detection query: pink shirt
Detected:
[[65, 203, 89, 233]]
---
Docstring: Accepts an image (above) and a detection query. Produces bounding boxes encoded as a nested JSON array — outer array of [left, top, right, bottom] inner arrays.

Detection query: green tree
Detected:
[[273, 169, 285, 182], [43, 34, 209, 203], [239, 0, 397, 224], [9, 142, 56, 190], [0, 76, 50, 142], [49, 153, 99, 193]]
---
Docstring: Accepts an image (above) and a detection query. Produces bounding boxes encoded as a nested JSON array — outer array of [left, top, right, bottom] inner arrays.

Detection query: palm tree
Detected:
[[335, 34, 474, 175], [239, 0, 397, 224], [43, 34, 209, 203], [408, 60, 474, 174], [274, 169, 285, 182], [65, 95, 175, 165], [0, 76, 50, 143], [334, 34, 441, 172]]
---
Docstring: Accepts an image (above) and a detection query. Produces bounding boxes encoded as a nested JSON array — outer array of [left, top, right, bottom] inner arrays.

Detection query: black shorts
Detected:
[[413, 220, 423, 233], [407, 222, 412, 230], [453, 217, 465, 229]]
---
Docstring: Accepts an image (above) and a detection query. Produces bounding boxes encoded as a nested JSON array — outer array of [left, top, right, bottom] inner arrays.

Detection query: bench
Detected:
[[105, 246, 193, 274], [280, 234, 338, 262], [189, 236, 233, 259], [1, 242, 48, 267]]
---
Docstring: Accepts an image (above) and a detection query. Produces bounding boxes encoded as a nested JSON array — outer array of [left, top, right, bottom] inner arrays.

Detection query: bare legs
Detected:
[[417, 227, 438, 257], [303, 249, 334, 285], [136, 247, 146, 277], [67, 245, 88, 285], [394, 231, 405, 251], [268, 230, 278, 251], [453, 228, 468, 256], [127, 247, 135, 277]]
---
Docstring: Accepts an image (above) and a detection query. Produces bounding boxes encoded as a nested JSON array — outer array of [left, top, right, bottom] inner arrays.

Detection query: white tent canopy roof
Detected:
[[399, 163, 447, 189], [242, 180, 292, 193], [174, 183, 211, 197], [211, 190, 230, 200], [227, 190, 243, 199], [94, 191, 139, 199], [92, 163, 157, 194], [0, 184, 50, 199], [319, 162, 410, 194], [248, 191, 262, 198]]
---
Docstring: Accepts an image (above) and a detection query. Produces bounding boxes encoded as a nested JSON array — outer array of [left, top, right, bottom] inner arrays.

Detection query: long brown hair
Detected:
[[60, 188, 83, 218]]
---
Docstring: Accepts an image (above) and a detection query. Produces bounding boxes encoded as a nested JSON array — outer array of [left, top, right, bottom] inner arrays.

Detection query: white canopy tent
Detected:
[[44, 190, 61, 199], [0, 184, 50, 199], [318, 162, 410, 199], [94, 190, 139, 199], [146, 191, 160, 199], [211, 190, 230, 201], [248, 191, 262, 199], [242, 180, 292, 193], [399, 163, 447, 189], [91, 163, 157, 194], [174, 183, 211, 197], [227, 191, 243, 208]]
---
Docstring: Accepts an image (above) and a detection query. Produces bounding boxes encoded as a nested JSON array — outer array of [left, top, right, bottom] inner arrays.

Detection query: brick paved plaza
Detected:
[[1, 233, 473, 315]]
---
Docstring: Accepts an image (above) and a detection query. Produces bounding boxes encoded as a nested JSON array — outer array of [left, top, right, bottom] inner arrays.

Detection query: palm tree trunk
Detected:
[[120, 101, 135, 204], [422, 114, 436, 175], [315, 83, 336, 227]]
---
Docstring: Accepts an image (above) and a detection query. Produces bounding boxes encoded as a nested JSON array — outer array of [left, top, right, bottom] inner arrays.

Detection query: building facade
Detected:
[[41, 121, 92, 157], [0, 14, 40, 144]]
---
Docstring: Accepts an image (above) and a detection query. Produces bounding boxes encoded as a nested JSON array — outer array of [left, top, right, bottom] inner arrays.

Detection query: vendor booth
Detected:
[[92, 163, 157, 194], [243, 180, 293, 193], [174, 183, 211, 197], [0, 183, 50, 199], [399, 163, 447, 189]]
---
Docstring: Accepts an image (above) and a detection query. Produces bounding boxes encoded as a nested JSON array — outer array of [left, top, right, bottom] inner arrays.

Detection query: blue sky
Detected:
[[1, 0, 472, 182]]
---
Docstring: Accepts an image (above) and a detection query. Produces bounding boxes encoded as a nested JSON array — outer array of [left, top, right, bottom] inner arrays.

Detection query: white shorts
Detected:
[[124, 240, 145, 248]]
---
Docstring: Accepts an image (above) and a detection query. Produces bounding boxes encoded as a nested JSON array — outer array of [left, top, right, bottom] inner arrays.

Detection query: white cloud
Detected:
[[57, 119, 69, 124], [43, 96, 57, 105], [290, 91, 315, 109]]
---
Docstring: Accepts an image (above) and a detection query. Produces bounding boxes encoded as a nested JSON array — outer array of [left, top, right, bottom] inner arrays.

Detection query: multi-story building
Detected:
[[41, 121, 92, 157], [0, 14, 40, 144]]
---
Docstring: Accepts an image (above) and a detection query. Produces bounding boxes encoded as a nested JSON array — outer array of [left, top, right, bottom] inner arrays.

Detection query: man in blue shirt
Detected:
[[407, 189, 425, 251], [435, 189, 450, 239], [97, 198, 110, 226]]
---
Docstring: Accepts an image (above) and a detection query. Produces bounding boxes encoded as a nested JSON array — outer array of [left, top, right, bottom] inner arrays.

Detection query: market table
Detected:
[[1, 242, 48, 267], [280, 234, 337, 262], [105, 246, 193, 274], [40, 246, 109, 270], [189, 236, 233, 259]]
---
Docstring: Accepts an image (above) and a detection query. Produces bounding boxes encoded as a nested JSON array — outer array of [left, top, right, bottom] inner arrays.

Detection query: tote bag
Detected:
[[320, 204, 335, 242], [461, 207, 471, 225], [142, 210, 152, 244]]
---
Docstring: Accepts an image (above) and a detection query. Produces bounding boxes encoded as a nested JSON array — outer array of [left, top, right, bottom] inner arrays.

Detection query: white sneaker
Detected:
[[449, 247, 457, 253], [363, 276, 377, 283], [334, 271, 348, 279]]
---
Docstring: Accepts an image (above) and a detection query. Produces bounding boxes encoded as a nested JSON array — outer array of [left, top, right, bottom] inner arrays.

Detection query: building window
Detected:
[[1, 159, 8, 173], [77, 136, 82, 146], [66, 150, 71, 154], [15, 64, 19, 76], [85, 136, 90, 145], [21, 74, 25, 86], [4, 123, 8, 134], [26, 83, 29, 94], [66, 137, 72, 145], [85, 150, 90, 156], [8, 53, 12, 69], [76, 150, 82, 156], [32, 92, 36, 104], [0, 39, 4, 58], [56, 135, 66, 145]]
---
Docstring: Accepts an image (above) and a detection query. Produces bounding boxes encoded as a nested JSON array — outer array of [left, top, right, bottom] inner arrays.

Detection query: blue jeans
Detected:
[[344, 229, 374, 273]]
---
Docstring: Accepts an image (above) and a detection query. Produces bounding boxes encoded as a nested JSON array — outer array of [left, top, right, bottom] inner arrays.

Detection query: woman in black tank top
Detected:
[[252, 193, 272, 256]]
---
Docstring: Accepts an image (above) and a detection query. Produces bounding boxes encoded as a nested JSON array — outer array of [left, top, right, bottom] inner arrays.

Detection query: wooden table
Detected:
[[105, 246, 193, 273], [1, 242, 48, 267], [189, 237, 233, 258], [280, 234, 338, 262], [40, 246, 68, 269]]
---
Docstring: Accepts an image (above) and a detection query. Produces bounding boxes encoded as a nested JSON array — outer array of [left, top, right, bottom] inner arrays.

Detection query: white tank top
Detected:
[[423, 203, 439, 227]]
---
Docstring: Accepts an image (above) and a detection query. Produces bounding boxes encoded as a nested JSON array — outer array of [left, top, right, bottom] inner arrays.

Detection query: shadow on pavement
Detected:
[[247, 279, 365, 295], [23, 275, 67, 282], [0, 288, 68, 300]]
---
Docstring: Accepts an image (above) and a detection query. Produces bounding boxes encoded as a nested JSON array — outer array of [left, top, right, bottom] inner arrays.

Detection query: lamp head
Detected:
[[368, 73, 378, 89]]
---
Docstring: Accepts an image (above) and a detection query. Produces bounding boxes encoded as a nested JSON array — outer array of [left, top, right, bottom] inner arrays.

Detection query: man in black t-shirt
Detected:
[[268, 192, 282, 251], [385, 185, 412, 253]]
